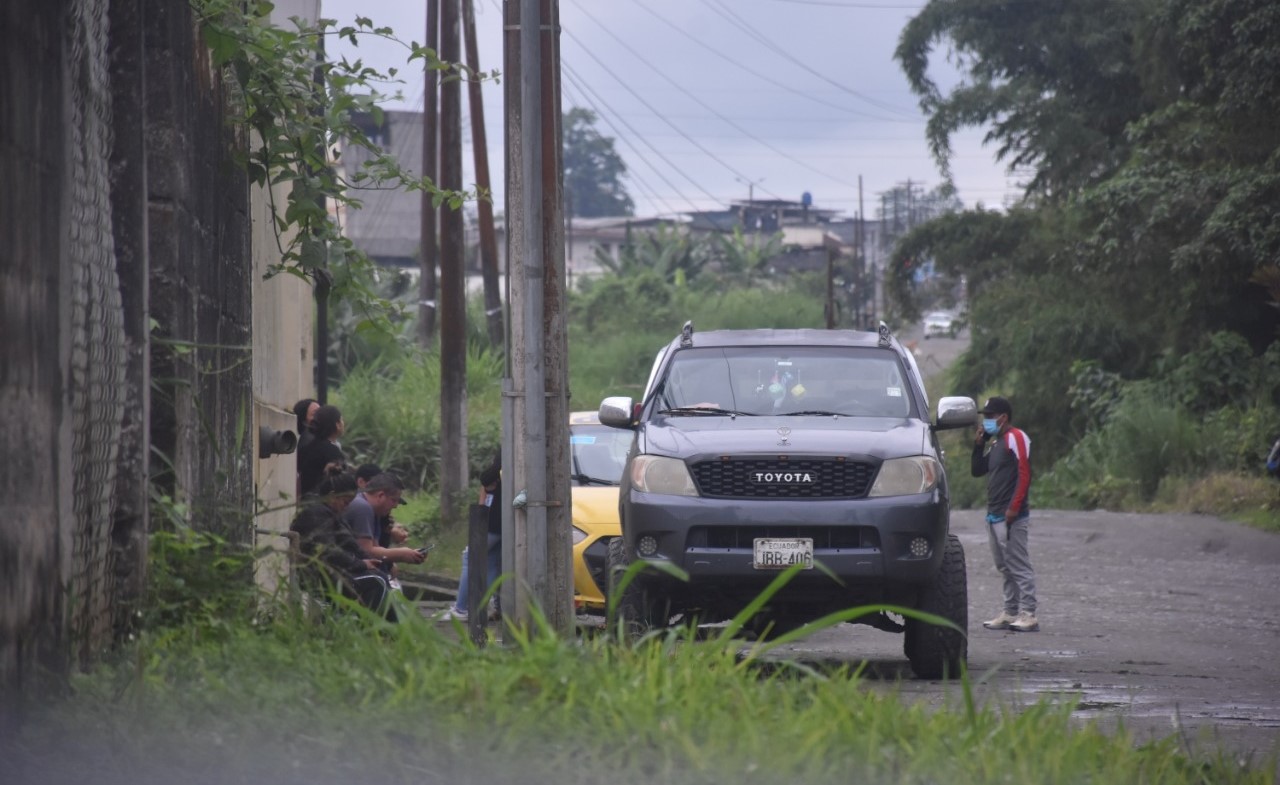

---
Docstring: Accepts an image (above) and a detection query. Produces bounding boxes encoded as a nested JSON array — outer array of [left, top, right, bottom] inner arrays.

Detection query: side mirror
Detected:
[[258, 425, 298, 459], [599, 396, 636, 429], [935, 396, 977, 431]]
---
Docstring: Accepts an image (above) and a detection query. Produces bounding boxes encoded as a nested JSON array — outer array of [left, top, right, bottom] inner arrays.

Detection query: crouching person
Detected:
[[290, 466, 396, 619]]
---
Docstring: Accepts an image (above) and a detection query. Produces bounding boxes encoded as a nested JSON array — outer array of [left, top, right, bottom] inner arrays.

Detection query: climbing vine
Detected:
[[192, 0, 493, 323]]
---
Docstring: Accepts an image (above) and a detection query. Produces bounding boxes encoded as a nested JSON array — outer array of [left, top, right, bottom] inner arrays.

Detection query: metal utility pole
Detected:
[[861, 176, 873, 328], [906, 177, 914, 231], [824, 237, 836, 329], [418, 0, 441, 346], [463, 0, 503, 349], [439, 0, 468, 518], [504, 0, 571, 635]]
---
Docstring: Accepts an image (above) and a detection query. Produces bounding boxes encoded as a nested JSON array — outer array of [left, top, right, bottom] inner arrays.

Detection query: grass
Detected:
[[5, 592, 1274, 785]]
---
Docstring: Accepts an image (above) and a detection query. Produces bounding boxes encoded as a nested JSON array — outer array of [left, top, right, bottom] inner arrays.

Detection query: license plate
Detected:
[[753, 538, 814, 570]]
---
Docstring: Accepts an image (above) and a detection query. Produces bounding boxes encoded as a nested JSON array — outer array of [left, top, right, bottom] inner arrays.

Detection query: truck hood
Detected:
[[640, 416, 929, 462]]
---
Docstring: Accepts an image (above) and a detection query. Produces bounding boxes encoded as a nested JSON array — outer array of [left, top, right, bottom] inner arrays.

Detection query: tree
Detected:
[[895, 0, 1157, 199], [563, 107, 634, 218], [888, 0, 1280, 471], [592, 224, 708, 283]]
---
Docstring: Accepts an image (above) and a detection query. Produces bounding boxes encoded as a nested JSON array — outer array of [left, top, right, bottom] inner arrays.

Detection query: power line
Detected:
[[562, 63, 710, 213], [563, 66, 703, 214], [622, 0, 911, 123], [564, 27, 787, 202], [702, 0, 918, 118], [569, 0, 864, 192], [765, 0, 925, 8], [590, 109, 925, 125], [561, 77, 680, 217]]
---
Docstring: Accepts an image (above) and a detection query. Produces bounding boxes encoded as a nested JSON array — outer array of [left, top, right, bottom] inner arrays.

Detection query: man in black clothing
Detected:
[[289, 469, 393, 617]]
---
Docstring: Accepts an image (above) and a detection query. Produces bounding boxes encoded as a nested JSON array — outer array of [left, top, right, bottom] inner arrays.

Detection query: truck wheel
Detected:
[[904, 533, 968, 679], [607, 536, 668, 637]]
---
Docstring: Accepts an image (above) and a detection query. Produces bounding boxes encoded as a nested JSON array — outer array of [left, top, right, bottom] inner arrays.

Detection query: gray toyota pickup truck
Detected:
[[599, 322, 977, 678]]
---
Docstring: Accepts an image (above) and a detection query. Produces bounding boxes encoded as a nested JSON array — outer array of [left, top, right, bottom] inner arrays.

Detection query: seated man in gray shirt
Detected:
[[342, 473, 427, 569]]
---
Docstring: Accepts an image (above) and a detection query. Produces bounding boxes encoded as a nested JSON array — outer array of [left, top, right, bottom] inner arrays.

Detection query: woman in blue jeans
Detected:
[[441, 455, 502, 621]]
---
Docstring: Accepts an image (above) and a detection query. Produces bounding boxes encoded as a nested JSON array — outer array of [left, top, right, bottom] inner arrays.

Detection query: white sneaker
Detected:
[[1010, 611, 1040, 632], [437, 606, 468, 622], [982, 610, 1018, 630]]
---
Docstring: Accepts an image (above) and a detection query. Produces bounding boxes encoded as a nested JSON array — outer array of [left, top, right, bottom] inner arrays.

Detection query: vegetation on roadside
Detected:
[[8, 584, 1275, 785], [14, 5, 1280, 782], [889, 0, 1279, 491]]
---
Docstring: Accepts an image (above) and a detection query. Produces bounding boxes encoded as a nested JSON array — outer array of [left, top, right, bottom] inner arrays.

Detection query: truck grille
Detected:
[[690, 457, 876, 499], [687, 525, 878, 550]]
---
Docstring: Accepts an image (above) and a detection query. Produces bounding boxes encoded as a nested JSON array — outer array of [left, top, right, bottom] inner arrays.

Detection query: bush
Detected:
[[334, 344, 504, 492], [1152, 472, 1280, 528], [569, 275, 827, 406]]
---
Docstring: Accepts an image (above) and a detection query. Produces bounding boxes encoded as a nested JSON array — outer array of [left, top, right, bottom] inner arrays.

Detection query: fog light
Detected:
[[637, 535, 659, 557], [909, 537, 930, 558]]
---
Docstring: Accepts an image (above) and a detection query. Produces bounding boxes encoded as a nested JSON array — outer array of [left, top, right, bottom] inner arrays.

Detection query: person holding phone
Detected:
[[342, 473, 426, 569], [290, 466, 394, 617], [439, 454, 502, 622], [971, 396, 1038, 633]]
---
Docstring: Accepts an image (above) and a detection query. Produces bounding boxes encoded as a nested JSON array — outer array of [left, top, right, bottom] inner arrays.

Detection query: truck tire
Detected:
[[904, 533, 968, 679], [607, 536, 668, 636]]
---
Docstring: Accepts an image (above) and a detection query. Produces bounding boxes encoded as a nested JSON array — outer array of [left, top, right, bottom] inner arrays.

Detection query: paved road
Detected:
[[766, 508, 1280, 761]]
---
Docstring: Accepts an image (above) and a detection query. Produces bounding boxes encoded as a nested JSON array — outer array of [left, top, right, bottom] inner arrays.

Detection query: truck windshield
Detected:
[[656, 346, 913, 418]]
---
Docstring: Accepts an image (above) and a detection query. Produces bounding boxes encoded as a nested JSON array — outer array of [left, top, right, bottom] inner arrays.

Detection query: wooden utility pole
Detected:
[[463, 0, 503, 349], [439, 0, 468, 518], [504, 0, 571, 635], [418, 0, 441, 346], [538, 0, 571, 636]]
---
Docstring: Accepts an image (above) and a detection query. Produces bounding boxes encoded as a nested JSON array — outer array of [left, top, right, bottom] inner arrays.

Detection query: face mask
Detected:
[[982, 418, 1000, 436]]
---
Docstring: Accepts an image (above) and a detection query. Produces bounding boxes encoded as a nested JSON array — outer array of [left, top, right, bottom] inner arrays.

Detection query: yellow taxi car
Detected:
[[570, 410, 629, 612]]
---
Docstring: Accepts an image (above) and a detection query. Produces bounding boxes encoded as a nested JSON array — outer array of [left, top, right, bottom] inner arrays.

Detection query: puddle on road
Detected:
[[1017, 648, 1082, 659], [1019, 678, 1280, 730]]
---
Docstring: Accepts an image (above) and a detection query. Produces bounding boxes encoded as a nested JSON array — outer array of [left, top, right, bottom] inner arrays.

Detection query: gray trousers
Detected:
[[987, 517, 1036, 614]]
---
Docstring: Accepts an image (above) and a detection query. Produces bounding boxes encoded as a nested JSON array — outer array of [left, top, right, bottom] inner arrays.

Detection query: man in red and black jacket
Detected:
[[971, 395, 1039, 632]]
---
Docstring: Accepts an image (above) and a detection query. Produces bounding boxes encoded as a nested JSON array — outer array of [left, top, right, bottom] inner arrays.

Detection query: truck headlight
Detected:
[[630, 455, 698, 497], [868, 456, 940, 497]]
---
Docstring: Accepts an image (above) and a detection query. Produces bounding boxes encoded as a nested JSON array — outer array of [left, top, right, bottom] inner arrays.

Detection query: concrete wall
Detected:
[[1, 0, 80, 695], [144, 0, 255, 541], [252, 0, 320, 595], [1, 0, 307, 695]]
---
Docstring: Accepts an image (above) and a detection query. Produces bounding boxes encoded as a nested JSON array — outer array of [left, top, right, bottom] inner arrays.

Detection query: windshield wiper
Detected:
[[571, 473, 619, 486], [781, 410, 849, 418], [657, 406, 755, 417]]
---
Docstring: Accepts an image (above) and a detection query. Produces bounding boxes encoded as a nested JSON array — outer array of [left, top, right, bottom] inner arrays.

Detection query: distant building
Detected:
[[333, 112, 888, 316], [334, 110, 426, 269]]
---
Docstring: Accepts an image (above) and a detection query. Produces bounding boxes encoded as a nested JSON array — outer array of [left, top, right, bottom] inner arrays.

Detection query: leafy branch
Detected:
[[192, 0, 489, 323]]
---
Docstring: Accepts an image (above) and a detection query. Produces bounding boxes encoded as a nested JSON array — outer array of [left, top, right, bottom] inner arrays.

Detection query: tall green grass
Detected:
[[1039, 387, 1280, 511], [334, 343, 505, 491], [569, 279, 827, 407], [7, 597, 1272, 785]]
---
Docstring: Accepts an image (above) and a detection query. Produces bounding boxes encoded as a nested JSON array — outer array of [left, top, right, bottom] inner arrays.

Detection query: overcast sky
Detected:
[[320, 0, 1022, 220]]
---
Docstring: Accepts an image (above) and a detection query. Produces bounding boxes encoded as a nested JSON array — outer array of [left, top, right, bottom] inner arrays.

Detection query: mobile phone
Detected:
[[415, 543, 436, 555]]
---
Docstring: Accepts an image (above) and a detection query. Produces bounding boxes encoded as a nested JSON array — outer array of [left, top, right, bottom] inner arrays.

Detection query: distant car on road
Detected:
[[923, 311, 958, 339]]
